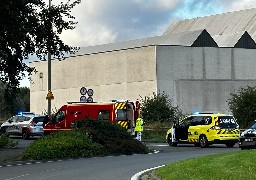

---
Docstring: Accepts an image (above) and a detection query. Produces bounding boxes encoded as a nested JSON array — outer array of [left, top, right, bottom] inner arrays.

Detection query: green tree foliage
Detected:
[[227, 86, 256, 128], [0, 82, 30, 122], [140, 92, 183, 123], [0, 0, 81, 103], [14, 87, 30, 114]]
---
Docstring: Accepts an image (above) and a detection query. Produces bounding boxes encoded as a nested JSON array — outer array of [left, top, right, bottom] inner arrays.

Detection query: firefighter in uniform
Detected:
[[135, 113, 144, 141]]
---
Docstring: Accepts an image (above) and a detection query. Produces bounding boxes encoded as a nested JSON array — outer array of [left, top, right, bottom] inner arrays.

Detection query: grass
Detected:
[[155, 150, 256, 180], [142, 121, 171, 142]]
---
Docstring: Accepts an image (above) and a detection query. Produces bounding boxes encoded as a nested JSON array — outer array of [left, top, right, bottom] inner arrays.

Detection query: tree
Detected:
[[14, 87, 30, 114], [0, 0, 81, 102], [227, 86, 256, 128], [0, 82, 30, 122], [140, 92, 183, 123]]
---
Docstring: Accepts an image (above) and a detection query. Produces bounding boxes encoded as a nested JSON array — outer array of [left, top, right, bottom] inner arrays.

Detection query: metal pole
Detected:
[[47, 0, 52, 116]]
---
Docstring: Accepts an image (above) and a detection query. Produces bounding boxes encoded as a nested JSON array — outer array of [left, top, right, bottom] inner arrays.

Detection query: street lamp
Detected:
[[48, 0, 52, 116]]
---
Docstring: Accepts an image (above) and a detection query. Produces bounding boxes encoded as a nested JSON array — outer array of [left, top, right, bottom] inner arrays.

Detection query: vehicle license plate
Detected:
[[245, 138, 252, 142]]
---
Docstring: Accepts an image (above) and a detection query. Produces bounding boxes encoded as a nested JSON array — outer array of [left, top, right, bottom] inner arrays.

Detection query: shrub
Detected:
[[22, 130, 102, 160], [0, 135, 18, 148], [74, 119, 149, 155], [227, 86, 256, 128], [140, 92, 183, 123]]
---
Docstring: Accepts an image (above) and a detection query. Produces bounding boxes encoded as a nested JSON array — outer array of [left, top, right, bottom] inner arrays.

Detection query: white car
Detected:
[[0, 114, 46, 139]]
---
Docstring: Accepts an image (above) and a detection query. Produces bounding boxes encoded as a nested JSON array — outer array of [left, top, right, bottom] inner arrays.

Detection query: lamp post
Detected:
[[47, 0, 52, 116]]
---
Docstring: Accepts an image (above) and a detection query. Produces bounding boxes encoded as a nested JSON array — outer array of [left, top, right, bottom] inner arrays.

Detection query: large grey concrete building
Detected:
[[30, 8, 256, 114]]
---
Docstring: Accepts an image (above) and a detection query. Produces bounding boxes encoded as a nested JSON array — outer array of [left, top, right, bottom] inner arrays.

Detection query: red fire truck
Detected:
[[43, 100, 141, 135]]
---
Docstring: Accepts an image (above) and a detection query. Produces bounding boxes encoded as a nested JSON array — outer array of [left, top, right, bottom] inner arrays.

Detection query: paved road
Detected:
[[0, 136, 37, 162], [0, 141, 239, 180]]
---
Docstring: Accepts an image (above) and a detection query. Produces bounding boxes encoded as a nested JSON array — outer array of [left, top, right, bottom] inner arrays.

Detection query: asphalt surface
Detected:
[[0, 143, 239, 180], [0, 137, 240, 180], [0, 136, 37, 163]]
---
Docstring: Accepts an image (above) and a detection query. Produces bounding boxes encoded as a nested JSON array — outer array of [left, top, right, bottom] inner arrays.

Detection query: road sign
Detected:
[[80, 87, 87, 95], [46, 90, 54, 100], [80, 95, 87, 102], [87, 88, 94, 96], [87, 96, 93, 103]]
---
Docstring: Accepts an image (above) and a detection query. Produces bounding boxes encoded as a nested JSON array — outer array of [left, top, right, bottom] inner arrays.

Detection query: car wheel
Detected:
[[199, 135, 208, 148], [226, 142, 235, 148], [167, 134, 177, 147], [22, 129, 30, 140]]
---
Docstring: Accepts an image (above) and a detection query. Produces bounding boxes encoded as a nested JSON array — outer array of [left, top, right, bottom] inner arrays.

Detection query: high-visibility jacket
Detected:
[[135, 118, 143, 132]]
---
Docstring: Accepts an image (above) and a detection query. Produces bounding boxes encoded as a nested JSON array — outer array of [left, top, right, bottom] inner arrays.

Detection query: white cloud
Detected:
[[42, 0, 256, 47], [217, 0, 256, 11]]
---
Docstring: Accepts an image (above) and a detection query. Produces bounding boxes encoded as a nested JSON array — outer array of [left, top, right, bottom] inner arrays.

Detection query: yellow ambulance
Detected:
[[166, 113, 240, 148]]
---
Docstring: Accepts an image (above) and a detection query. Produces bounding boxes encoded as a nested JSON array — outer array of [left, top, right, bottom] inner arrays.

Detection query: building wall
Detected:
[[156, 46, 256, 114], [30, 45, 256, 115], [30, 46, 157, 114]]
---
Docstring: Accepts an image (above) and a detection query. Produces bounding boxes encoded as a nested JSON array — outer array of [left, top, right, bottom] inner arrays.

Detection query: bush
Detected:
[[227, 86, 256, 128], [140, 92, 183, 123], [74, 119, 150, 155], [22, 130, 102, 160], [0, 135, 18, 148]]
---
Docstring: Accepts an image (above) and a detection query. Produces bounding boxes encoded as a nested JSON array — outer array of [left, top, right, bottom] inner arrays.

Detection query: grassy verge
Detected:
[[142, 122, 171, 142], [156, 150, 256, 179]]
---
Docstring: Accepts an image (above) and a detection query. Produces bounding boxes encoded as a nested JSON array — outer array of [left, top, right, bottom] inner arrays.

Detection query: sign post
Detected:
[[80, 87, 94, 103]]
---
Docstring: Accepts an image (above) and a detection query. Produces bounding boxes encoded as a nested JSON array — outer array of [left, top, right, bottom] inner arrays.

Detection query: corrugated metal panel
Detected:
[[191, 30, 218, 47], [235, 31, 256, 49], [213, 32, 245, 47], [74, 29, 218, 56], [75, 36, 160, 56], [213, 31, 256, 48], [163, 8, 256, 41]]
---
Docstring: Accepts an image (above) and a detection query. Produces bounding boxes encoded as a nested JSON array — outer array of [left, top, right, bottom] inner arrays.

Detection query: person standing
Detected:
[[135, 113, 144, 141]]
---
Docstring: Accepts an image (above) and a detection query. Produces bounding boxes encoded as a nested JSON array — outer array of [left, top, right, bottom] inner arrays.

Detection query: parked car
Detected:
[[239, 122, 256, 150], [166, 112, 240, 148], [0, 114, 46, 139]]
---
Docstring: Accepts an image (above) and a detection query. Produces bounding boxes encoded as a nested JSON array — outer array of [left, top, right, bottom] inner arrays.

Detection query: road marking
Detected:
[[131, 165, 165, 180]]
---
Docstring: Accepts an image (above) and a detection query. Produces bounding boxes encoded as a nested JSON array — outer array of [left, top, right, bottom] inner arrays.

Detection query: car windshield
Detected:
[[218, 116, 238, 128], [33, 116, 45, 124], [250, 123, 256, 129]]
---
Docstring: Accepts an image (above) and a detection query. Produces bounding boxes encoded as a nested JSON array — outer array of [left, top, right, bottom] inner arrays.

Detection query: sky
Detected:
[[20, 0, 256, 87]]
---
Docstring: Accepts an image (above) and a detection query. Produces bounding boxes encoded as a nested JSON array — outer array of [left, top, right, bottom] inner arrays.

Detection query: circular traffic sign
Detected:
[[87, 96, 93, 103], [87, 88, 94, 96], [80, 95, 87, 102], [80, 87, 87, 95]]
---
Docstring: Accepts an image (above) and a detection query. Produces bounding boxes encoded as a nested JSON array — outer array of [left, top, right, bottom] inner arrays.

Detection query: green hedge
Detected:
[[22, 119, 150, 160], [22, 130, 102, 160], [74, 119, 150, 155]]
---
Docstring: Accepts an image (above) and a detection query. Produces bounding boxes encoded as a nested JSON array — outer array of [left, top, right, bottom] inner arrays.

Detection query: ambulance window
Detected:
[[204, 116, 212, 125], [98, 110, 110, 120], [55, 110, 65, 123], [190, 116, 203, 126], [117, 109, 126, 120], [218, 116, 238, 128]]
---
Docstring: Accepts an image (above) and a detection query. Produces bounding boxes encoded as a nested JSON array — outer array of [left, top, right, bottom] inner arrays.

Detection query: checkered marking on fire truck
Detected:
[[117, 120, 128, 129], [115, 102, 126, 109], [216, 129, 240, 134]]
